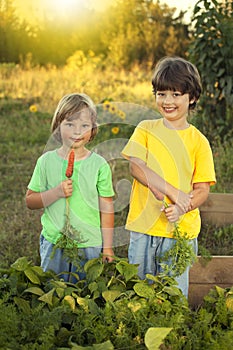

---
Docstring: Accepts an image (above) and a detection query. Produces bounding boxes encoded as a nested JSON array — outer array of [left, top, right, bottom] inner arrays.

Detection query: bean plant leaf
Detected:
[[63, 295, 76, 311], [92, 341, 114, 349], [163, 286, 182, 296], [84, 257, 100, 271], [88, 299, 101, 315], [134, 282, 155, 298], [56, 287, 65, 299], [85, 261, 104, 283], [24, 286, 44, 296], [11, 257, 31, 271], [76, 296, 89, 312], [102, 290, 121, 302], [128, 299, 147, 313], [226, 295, 233, 312], [116, 261, 138, 282], [88, 281, 98, 294], [69, 340, 114, 349], [31, 265, 44, 276], [24, 267, 41, 284], [50, 280, 68, 289], [215, 286, 225, 297], [38, 288, 56, 306], [145, 327, 173, 350]]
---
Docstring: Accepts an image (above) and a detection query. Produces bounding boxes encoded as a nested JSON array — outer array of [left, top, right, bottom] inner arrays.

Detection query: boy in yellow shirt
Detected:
[[121, 57, 216, 297]]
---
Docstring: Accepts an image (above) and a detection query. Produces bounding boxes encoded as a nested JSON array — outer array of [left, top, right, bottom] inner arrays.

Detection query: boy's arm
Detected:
[[99, 196, 114, 262], [129, 157, 192, 213], [25, 179, 73, 209], [189, 182, 210, 210], [164, 182, 210, 223]]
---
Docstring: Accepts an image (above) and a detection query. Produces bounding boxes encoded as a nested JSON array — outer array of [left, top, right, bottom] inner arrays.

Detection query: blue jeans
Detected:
[[40, 234, 102, 282], [128, 231, 198, 298]]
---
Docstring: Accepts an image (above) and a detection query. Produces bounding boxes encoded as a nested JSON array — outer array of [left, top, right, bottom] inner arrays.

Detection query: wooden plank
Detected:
[[188, 193, 233, 306], [188, 256, 233, 308], [190, 256, 233, 284], [189, 284, 230, 309], [200, 193, 233, 213], [200, 193, 233, 225]]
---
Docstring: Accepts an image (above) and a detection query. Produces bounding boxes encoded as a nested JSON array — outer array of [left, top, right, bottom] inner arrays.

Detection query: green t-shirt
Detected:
[[28, 150, 114, 247]]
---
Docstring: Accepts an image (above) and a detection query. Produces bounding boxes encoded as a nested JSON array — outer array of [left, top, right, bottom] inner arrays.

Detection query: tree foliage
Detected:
[[0, 0, 33, 63], [101, 0, 190, 68], [189, 0, 233, 142], [0, 0, 190, 67]]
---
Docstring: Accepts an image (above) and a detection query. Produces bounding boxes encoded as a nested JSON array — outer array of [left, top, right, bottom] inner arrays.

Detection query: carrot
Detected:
[[66, 149, 75, 178]]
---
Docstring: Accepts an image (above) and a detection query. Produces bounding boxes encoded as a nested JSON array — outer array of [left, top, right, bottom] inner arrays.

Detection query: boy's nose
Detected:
[[74, 126, 81, 134], [163, 94, 174, 104]]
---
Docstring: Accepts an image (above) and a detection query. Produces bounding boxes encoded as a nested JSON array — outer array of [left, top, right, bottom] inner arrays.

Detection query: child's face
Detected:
[[60, 109, 93, 149], [155, 90, 194, 126]]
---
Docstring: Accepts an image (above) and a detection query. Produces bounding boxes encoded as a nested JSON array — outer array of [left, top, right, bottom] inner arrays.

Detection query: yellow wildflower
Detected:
[[29, 105, 37, 113], [109, 105, 117, 114], [118, 110, 126, 120], [111, 126, 119, 135], [103, 100, 112, 111]]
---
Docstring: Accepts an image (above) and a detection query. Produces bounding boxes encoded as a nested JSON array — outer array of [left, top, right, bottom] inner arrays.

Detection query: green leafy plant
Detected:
[[189, 0, 233, 143], [52, 149, 87, 271], [160, 201, 197, 277], [1, 256, 233, 349]]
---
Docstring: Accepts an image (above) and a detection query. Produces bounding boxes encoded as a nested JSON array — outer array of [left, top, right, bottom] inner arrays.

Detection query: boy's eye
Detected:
[[82, 124, 91, 128]]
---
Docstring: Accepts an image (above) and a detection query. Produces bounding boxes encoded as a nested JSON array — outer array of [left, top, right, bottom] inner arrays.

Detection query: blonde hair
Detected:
[[51, 93, 98, 142]]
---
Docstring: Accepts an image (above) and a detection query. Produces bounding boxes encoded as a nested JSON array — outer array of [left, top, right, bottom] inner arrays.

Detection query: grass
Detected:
[[0, 63, 232, 268]]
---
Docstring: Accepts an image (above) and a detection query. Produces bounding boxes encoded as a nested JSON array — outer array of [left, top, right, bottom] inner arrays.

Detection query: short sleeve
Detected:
[[97, 162, 115, 197], [121, 121, 148, 162], [28, 156, 47, 192], [192, 137, 216, 186]]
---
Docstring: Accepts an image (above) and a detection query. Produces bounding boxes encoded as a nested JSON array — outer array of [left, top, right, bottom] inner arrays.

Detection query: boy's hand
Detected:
[[59, 179, 73, 198], [170, 190, 193, 214], [102, 248, 114, 263], [163, 204, 183, 223]]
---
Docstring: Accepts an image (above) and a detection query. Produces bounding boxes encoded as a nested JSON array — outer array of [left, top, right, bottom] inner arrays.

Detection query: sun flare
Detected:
[[52, 0, 77, 12], [44, 0, 83, 17]]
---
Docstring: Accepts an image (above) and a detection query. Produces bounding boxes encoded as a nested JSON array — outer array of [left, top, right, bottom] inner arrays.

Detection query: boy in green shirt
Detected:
[[26, 93, 115, 281]]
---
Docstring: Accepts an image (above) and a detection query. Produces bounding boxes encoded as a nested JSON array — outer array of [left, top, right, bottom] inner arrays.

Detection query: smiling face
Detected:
[[155, 90, 194, 128], [60, 109, 93, 150], [152, 57, 202, 127]]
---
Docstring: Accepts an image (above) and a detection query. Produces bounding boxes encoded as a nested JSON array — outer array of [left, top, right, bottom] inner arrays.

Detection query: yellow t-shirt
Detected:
[[121, 119, 216, 238]]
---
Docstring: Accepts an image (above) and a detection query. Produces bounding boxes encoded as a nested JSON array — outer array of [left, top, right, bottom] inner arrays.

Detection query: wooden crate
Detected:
[[199, 192, 233, 226], [189, 256, 233, 308], [188, 193, 233, 307]]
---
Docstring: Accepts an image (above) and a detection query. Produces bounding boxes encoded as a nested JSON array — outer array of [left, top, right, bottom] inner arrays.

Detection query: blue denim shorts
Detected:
[[40, 234, 102, 282], [128, 231, 198, 298]]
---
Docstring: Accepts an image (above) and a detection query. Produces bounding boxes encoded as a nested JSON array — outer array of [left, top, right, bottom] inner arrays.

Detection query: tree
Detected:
[[101, 0, 190, 68], [189, 0, 233, 142], [0, 0, 33, 63]]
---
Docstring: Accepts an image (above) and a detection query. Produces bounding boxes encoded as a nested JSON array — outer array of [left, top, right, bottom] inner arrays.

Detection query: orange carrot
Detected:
[[66, 149, 75, 178]]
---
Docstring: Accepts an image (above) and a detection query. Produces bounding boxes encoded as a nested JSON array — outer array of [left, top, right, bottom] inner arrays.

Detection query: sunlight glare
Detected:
[[54, 0, 76, 11], [45, 0, 83, 17]]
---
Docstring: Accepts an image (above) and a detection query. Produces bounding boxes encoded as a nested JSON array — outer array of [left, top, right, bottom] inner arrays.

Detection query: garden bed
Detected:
[[189, 193, 233, 307], [189, 256, 233, 308]]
